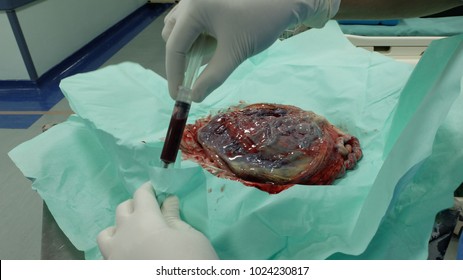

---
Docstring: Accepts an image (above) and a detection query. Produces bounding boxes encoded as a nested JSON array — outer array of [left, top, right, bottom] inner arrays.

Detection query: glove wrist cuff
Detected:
[[301, 0, 341, 28]]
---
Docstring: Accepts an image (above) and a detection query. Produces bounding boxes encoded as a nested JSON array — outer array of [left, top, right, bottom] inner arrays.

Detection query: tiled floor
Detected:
[[1, 10, 460, 259]]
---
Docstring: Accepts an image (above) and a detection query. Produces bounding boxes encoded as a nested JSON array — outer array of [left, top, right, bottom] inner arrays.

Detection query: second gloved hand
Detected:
[[162, 0, 340, 102], [97, 181, 218, 260]]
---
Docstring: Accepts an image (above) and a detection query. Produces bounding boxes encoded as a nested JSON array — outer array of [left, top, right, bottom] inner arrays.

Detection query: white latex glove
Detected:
[[97, 182, 218, 260], [162, 0, 340, 102]]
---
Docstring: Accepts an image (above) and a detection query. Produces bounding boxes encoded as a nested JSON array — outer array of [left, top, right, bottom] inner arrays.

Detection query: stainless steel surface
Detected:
[[41, 204, 84, 260]]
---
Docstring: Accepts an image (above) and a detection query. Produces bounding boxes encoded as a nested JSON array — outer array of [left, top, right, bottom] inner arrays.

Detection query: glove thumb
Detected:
[[192, 42, 243, 102], [161, 196, 194, 231]]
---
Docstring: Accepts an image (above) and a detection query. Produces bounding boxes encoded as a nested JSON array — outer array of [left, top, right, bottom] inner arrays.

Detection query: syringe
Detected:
[[160, 34, 207, 168]]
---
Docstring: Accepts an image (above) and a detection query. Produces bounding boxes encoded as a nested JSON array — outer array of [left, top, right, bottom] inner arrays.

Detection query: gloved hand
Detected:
[[162, 0, 340, 102], [97, 181, 218, 260]]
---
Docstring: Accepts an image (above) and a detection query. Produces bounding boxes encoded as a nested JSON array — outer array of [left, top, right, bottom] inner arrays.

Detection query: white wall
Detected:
[[0, 0, 147, 80], [0, 11, 30, 80]]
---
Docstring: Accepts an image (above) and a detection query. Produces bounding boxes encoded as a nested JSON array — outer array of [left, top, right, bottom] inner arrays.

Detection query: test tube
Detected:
[[160, 34, 207, 168]]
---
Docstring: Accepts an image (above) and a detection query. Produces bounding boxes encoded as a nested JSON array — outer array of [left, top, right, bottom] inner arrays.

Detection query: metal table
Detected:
[[41, 204, 84, 259]]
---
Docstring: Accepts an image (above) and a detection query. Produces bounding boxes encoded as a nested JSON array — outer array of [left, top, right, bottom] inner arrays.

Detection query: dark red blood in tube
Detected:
[[161, 101, 190, 165]]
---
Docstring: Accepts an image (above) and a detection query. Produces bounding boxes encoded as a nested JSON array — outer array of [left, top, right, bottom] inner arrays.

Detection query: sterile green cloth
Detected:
[[339, 16, 463, 37], [9, 22, 463, 260]]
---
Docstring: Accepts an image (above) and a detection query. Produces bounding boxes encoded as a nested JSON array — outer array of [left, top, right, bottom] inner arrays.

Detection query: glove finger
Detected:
[[133, 181, 166, 225], [192, 42, 242, 102], [162, 4, 179, 41], [161, 195, 193, 231], [115, 199, 134, 226], [161, 20, 174, 43], [97, 226, 116, 259], [165, 16, 203, 100]]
